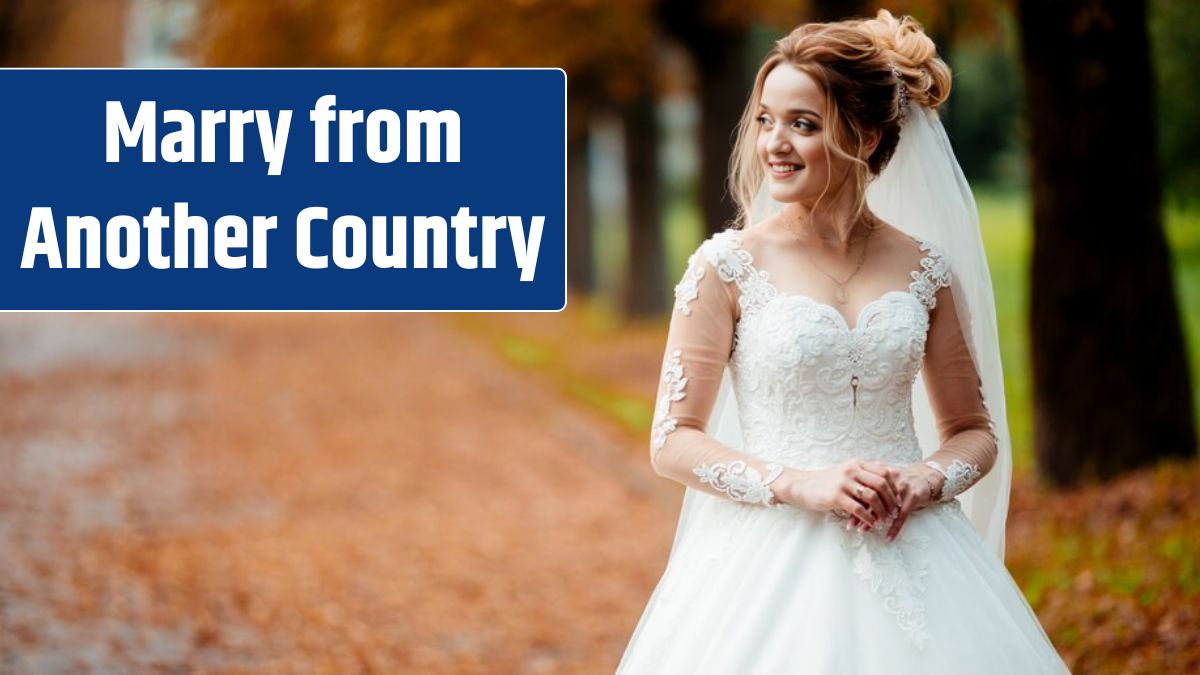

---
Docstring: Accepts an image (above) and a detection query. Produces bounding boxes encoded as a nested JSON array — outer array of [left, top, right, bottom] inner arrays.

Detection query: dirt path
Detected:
[[0, 314, 677, 674]]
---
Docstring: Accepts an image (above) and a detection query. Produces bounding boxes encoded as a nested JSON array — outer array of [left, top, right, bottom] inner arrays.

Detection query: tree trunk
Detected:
[[1017, 0, 1196, 485], [567, 105, 595, 295], [694, 30, 746, 235], [621, 92, 665, 317], [658, 0, 745, 236]]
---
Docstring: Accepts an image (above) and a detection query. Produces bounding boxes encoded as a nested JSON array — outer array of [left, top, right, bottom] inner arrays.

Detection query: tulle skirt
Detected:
[[616, 494, 1072, 674]]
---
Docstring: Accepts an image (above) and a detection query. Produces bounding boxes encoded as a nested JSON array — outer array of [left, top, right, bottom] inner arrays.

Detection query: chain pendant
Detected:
[[835, 285, 848, 304]]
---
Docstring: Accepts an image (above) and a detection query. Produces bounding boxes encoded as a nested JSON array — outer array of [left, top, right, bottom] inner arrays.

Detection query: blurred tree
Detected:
[[1, 0, 127, 66], [621, 90, 666, 315], [196, 0, 662, 303], [1017, 0, 1196, 485], [658, 0, 747, 237], [567, 92, 595, 294], [938, 37, 1022, 184], [0, 0, 60, 64]]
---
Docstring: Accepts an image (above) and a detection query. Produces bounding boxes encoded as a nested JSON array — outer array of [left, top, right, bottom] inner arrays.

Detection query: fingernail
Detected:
[[885, 534, 894, 543]]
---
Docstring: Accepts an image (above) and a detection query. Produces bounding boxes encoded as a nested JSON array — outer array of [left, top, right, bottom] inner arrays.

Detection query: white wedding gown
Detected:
[[616, 228, 1071, 674]]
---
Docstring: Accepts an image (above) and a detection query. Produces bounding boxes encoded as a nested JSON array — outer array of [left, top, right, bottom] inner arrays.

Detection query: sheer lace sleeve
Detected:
[[918, 276, 999, 502], [649, 234, 788, 508]]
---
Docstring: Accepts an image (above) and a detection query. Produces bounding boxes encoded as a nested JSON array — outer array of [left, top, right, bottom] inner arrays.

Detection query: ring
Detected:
[[855, 485, 864, 498]]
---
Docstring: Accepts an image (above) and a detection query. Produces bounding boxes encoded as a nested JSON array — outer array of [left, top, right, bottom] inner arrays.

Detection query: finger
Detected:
[[855, 469, 899, 516], [887, 492, 919, 542], [864, 475, 892, 516], [846, 485, 879, 526], [866, 489, 888, 523], [886, 491, 915, 540], [878, 464, 902, 494], [843, 496, 874, 526], [869, 463, 904, 513], [885, 512, 907, 542]]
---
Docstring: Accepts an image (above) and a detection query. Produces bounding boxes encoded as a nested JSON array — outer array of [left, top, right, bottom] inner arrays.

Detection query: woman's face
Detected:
[[756, 63, 846, 206]]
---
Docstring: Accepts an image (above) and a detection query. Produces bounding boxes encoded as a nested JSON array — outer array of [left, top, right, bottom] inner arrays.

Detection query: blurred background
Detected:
[[1, 0, 1197, 672]]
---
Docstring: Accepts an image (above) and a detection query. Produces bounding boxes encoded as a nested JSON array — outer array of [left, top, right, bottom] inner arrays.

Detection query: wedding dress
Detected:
[[614, 224, 1073, 674]]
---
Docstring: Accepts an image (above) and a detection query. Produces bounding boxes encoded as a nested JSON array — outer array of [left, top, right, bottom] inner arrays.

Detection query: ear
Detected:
[[863, 129, 882, 158]]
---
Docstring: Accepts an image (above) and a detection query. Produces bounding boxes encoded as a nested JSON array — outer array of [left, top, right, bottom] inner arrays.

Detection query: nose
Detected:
[[765, 124, 791, 154]]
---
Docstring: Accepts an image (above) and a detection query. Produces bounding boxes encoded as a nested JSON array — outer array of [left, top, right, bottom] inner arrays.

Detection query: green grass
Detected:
[[1167, 200, 1200, 430], [975, 188, 1036, 470]]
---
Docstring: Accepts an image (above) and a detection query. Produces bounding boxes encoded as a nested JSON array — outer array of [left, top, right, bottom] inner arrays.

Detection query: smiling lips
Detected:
[[769, 162, 804, 178]]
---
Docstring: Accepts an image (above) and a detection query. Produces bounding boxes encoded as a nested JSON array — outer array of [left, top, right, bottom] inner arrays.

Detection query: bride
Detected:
[[616, 10, 1072, 674]]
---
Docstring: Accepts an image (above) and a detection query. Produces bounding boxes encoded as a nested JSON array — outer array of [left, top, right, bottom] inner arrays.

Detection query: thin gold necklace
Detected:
[[787, 212, 877, 304]]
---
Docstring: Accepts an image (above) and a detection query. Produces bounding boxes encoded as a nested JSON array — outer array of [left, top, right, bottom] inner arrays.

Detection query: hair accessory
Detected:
[[889, 63, 909, 115]]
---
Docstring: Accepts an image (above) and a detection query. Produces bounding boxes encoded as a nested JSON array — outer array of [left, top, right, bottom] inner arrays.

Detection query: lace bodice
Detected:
[[726, 229, 943, 470], [650, 227, 997, 507]]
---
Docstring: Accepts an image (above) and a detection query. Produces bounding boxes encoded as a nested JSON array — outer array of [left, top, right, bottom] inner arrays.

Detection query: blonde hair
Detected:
[[728, 9, 952, 228]]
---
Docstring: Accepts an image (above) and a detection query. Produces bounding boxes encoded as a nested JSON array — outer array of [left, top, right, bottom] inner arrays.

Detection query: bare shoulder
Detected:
[[732, 214, 795, 255], [870, 221, 956, 307], [868, 220, 928, 263]]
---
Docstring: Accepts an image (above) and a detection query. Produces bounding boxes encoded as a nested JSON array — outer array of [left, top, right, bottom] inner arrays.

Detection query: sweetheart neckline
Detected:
[[761, 289, 924, 333], [722, 230, 933, 332]]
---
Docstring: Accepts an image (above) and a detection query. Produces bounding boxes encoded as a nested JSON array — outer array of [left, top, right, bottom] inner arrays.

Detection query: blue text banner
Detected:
[[0, 68, 567, 311]]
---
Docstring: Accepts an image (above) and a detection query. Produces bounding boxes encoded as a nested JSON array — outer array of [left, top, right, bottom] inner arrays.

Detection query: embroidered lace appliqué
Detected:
[[650, 348, 687, 452], [692, 460, 784, 506], [673, 253, 705, 316], [826, 509, 933, 649], [925, 458, 982, 501], [908, 240, 953, 310], [701, 230, 754, 284], [700, 230, 779, 317]]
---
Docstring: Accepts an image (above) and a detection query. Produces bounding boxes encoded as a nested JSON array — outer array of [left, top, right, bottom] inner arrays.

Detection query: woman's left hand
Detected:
[[848, 462, 944, 543]]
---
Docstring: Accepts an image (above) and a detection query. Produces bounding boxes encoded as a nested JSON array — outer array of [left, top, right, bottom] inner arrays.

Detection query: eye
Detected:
[[756, 114, 771, 126], [793, 118, 817, 132]]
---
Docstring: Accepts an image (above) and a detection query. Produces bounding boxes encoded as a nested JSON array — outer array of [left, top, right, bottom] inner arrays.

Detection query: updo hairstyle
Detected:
[[728, 9, 953, 228]]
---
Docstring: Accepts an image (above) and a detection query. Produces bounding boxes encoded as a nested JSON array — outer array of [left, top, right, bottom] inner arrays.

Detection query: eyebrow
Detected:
[[758, 104, 822, 119]]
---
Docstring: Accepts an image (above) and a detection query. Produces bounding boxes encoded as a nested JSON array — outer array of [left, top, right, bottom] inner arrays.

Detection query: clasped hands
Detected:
[[773, 459, 946, 543]]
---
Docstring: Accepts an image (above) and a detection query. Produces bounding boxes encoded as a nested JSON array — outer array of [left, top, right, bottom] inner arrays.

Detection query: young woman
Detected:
[[617, 10, 1072, 674]]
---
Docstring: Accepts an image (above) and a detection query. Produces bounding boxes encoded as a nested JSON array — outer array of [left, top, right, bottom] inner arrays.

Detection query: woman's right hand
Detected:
[[774, 460, 901, 528]]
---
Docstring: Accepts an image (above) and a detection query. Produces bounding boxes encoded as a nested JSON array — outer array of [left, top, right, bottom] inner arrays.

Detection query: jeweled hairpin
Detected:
[[889, 63, 909, 114]]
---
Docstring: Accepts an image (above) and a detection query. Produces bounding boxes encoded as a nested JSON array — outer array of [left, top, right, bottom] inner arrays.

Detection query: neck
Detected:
[[781, 189, 870, 253]]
